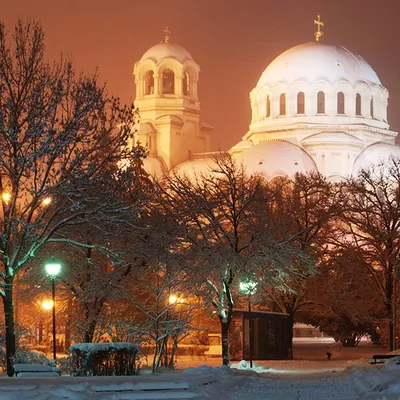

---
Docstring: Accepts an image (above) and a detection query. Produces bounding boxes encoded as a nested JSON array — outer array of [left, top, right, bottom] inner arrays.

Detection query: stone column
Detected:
[[154, 74, 160, 95]]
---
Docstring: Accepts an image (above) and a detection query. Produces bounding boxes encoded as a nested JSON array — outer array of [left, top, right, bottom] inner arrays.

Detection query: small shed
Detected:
[[229, 309, 291, 360]]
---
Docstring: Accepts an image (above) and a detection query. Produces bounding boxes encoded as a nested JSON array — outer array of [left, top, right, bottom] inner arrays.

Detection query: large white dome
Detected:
[[257, 42, 381, 87], [238, 141, 317, 179], [141, 42, 193, 63]]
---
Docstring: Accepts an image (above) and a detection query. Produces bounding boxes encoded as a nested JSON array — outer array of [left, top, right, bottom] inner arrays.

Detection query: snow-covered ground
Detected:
[[1, 343, 399, 399], [0, 358, 399, 399]]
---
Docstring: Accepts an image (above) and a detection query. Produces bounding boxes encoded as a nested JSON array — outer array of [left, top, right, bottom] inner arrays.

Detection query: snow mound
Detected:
[[230, 360, 270, 373], [383, 356, 400, 370], [183, 364, 232, 376]]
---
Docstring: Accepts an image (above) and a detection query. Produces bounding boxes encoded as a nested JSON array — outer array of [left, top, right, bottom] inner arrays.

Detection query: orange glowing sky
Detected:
[[2, 0, 400, 149]]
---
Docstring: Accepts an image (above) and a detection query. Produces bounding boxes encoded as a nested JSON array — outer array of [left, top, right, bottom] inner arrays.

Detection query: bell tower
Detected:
[[133, 28, 212, 170]]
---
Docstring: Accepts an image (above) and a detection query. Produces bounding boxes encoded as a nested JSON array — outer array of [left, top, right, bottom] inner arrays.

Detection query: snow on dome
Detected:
[[141, 42, 193, 63], [352, 142, 400, 175], [257, 42, 381, 88], [238, 141, 317, 179]]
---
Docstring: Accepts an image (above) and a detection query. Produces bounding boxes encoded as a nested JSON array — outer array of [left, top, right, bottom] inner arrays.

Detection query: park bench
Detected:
[[371, 354, 399, 364], [14, 363, 61, 377]]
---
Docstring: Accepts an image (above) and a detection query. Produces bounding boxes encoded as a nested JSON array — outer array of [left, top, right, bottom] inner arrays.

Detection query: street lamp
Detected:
[[45, 258, 61, 361], [239, 278, 257, 368]]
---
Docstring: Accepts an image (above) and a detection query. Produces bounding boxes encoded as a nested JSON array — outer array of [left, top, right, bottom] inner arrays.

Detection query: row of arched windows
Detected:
[[144, 70, 190, 96], [265, 92, 374, 118]]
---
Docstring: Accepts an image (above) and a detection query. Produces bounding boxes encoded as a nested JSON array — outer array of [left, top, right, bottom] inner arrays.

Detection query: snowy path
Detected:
[[222, 371, 357, 399]]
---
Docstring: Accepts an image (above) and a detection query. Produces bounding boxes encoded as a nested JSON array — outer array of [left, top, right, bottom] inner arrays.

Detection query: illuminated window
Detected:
[[144, 71, 154, 95], [183, 72, 189, 96], [162, 69, 175, 94], [370, 98, 374, 118], [279, 94, 286, 116], [266, 95, 271, 117], [337, 92, 345, 114], [297, 92, 305, 114], [356, 93, 362, 116], [317, 91, 325, 114]]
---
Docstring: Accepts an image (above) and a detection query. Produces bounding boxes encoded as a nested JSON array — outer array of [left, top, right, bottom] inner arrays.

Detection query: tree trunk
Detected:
[[220, 317, 231, 366], [84, 319, 97, 343], [287, 312, 294, 359], [3, 276, 16, 377], [64, 298, 73, 350], [386, 295, 394, 351], [168, 335, 178, 368]]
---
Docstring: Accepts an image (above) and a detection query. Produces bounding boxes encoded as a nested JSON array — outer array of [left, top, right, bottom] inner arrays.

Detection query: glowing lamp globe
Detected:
[[42, 300, 54, 310], [45, 259, 61, 277], [239, 279, 257, 296]]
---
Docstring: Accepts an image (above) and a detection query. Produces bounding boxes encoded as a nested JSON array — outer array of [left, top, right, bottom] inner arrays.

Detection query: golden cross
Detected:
[[164, 26, 170, 43], [314, 14, 324, 42]]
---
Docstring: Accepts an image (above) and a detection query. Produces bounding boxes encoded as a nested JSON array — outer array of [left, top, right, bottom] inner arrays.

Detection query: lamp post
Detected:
[[239, 278, 257, 368], [45, 258, 61, 361]]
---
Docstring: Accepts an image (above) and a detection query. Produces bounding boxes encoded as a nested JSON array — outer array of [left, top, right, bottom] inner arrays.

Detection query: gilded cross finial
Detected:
[[164, 26, 170, 43], [314, 14, 324, 42]]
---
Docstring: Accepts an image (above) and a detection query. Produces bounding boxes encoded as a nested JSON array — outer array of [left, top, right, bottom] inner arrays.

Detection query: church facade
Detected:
[[132, 23, 400, 181]]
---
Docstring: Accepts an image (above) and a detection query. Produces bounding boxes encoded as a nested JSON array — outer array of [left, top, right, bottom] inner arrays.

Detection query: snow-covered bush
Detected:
[[69, 342, 140, 376]]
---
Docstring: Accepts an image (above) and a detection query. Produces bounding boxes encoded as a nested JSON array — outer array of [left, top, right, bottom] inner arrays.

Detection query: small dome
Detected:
[[141, 42, 193, 63], [257, 42, 381, 88], [143, 157, 164, 178], [174, 158, 218, 180], [352, 143, 400, 175], [238, 141, 317, 179]]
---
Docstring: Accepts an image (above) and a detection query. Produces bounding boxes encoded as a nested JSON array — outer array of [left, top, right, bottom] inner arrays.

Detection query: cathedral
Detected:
[[132, 19, 400, 181]]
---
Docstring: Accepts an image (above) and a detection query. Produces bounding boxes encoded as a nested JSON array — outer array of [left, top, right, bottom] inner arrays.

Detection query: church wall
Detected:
[[250, 80, 390, 133]]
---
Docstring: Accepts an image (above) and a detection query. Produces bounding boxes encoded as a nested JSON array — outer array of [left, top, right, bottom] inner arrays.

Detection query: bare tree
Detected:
[[339, 157, 400, 350], [260, 173, 342, 357], [303, 246, 383, 346], [0, 20, 143, 375], [156, 154, 297, 365]]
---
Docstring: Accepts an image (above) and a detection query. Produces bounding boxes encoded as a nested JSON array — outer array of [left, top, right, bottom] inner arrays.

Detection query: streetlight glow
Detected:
[[169, 295, 184, 304], [45, 260, 61, 277], [2, 192, 11, 204], [42, 300, 54, 310], [42, 197, 52, 206], [239, 279, 257, 295]]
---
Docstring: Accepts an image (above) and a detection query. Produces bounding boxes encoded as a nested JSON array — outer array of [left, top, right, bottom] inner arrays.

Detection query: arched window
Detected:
[[297, 92, 305, 114], [337, 92, 345, 114], [317, 91, 325, 114], [266, 95, 271, 117], [279, 94, 286, 116], [162, 69, 175, 94], [183, 72, 189, 96], [145, 71, 154, 95], [355, 93, 362, 116], [370, 98, 374, 118]]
